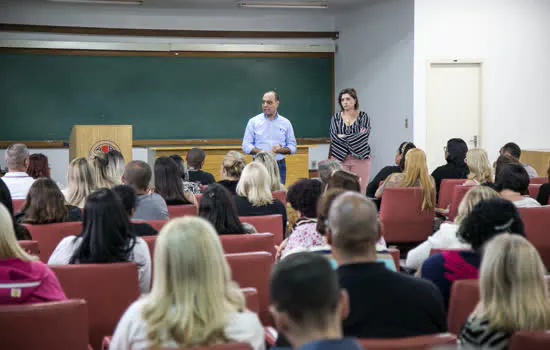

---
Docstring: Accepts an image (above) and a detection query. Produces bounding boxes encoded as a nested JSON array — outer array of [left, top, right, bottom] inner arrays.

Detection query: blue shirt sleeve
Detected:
[[242, 119, 255, 155], [284, 121, 297, 154]]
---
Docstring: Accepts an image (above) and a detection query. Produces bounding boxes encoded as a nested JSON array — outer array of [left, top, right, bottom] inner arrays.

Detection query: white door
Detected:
[[426, 62, 482, 172]]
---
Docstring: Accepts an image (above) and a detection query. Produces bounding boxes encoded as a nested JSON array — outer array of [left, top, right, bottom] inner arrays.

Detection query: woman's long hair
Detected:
[[399, 149, 435, 210], [154, 157, 191, 205], [236, 163, 273, 206], [466, 148, 493, 184], [22, 178, 68, 224], [221, 151, 246, 179], [69, 188, 135, 264], [398, 142, 416, 171], [27, 153, 50, 179], [199, 184, 246, 234], [104, 150, 125, 184], [473, 234, 550, 330], [66, 157, 96, 208], [141, 216, 245, 348], [254, 152, 284, 191], [446, 138, 468, 168], [0, 204, 36, 261], [454, 186, 500, 225], [90, 152, 118, 189]]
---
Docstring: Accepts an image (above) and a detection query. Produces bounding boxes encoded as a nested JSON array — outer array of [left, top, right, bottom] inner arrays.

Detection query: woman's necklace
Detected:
[[342, 111, 358, 126]]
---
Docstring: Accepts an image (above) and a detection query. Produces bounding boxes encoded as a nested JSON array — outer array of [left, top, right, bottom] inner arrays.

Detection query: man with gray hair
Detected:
[[2, 144, 35, 199], [327, 192, 446, 338]]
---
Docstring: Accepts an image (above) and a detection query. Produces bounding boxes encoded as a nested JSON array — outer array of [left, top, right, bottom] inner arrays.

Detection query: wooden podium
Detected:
[[69, 125, 132, 161], [521, 149, 550, 176]]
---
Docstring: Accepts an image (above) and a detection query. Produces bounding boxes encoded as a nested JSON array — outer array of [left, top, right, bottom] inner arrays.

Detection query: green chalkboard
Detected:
[[0, 52, 333, 141]]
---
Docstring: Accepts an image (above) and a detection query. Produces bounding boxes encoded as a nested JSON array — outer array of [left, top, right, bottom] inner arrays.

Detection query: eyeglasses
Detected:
[[262, 100, 274, 105]]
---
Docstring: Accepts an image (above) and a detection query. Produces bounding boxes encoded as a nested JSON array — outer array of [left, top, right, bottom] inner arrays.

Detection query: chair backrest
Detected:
[[529, 184, 542, 199], [447, 279, 480, 334], [50, 263, 140, 350], [220, 233, 276, 257], [23, 222, 83, 262], [438, 179, 466, 208], [387, 248, 400, 271], [142, 235, 157, 262], [12, 199, 25, 213], [530, 177, 549, 185], [241, 287, 260, 315], [430, 248, 470, 256], [509, 331, 550, 350], [0, 299, 89, 350], [358, 333, 457, 350], [18, 240, 40, 256], [272, 190, 287, 205], [132, 220, 168, 232], [226, 252, 273, 326], [519, 206, 550, 269], [379, 188, 435, 243], [167, 204, 197, 218], [448, 185, 475, 221], [239, 215, 284, 245]]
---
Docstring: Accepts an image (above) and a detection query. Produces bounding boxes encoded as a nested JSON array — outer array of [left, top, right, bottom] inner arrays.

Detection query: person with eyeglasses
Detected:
[[242, 91, 297, 185]]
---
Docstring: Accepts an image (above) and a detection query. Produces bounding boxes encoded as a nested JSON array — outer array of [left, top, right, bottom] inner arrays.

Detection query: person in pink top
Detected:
[[0, 203, 66, 304]]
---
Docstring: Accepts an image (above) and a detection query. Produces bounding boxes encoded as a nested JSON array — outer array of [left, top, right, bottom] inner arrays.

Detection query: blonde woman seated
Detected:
[[90, 152, 118, 189], [219, 151, 246, 195], [234, 162, 288, 234], [110, 217, 264, 350], [104, 150, 125, 185], [405, 186, 499, 270], [375, 148, 436, 211], [459, 234, 550, 349], [63, 157, 96, 208], [254, 151, 286, 192], [463, 148, 493, 186]]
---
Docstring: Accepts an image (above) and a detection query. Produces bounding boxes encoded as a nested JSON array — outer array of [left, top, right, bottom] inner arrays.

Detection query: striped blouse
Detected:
[[329, 111, 371, 161], [459, 316, 511, 350]]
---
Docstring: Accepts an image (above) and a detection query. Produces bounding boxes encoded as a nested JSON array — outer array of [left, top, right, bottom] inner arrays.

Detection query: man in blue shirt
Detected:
[[242, 91, 297, 184]]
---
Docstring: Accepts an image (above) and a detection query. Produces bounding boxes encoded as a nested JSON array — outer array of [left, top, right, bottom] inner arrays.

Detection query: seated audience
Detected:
[[406, 186, 500, 270], [2, 143, 35, 199], [496, 163, 540, 207], [234, 163, 287, 234], [421, 198, 525, 308], [104, 150, 125, 184], [280, 179, 323, 256], [90, 151, 118, 189], [366, 141, 416, 197], [318, 159, 343, 190], [326, 170, 361, 192], [0, 179, 31, 240], [186, 147, 215, 186], [154, 157, 197, 205], [112, 185, 158, 237], [0, 204, 66, 304], [26, 153, 50, 179], [49, 188, 151, 293], [110, 217, 264, 350], [123, 160, 168, 221], [536, 161, 550, 205], [431, 138, 469, 196], [270, 252, 362, 350], [15, 178, 82, 224], [169, 154, 201, 194], [329, 192, 445, 337], [459, 234, 550, 348], [218, 151, 246, 195], [500, 142, 538, 178], [63, 157, 96, 208], [463, 148, 493, 186], [375, 149, 436, 211], [255, 151, 286, 192], [199, 183, 255, 234]]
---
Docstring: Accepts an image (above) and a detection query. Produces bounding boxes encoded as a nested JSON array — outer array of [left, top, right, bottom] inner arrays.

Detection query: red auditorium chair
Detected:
[[50, 263, 140, 350], [387, 248, 400, 271], [379, 188, 434, 243], [11, 199, 25, 213], [358, 333, 457, 349], [240, 215, 284, 245], [167, 204, 197, 218], [509, 331, 550, 350], [437, 179, 466, 209], [272, 190, 287, 205], [528, 184, 542, 199], [18, 240, 40, 256], [226, 252, 273, 326], [530, 177, 549, 185], [518, 206, 550, 269], [132, 219, 168, 232], [0, 299, 90, 350], [220, 233, 276, 257], [23, 221, 83, 263], [142, 235, 156, 262], [448, 185, 475, 221]]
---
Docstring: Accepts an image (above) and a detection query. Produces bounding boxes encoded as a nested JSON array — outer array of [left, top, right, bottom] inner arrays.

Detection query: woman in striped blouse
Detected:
[[329, 88, 372, 194]]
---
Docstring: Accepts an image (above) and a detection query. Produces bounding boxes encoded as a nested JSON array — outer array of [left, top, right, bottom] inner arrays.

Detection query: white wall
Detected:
[[335, 0, 415, 179], [414, 0, 550, 162]]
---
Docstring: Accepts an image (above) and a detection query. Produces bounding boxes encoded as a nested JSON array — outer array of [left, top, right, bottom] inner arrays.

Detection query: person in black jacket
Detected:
[[366, 142, 416, 198], [431, 138, 469, 196]]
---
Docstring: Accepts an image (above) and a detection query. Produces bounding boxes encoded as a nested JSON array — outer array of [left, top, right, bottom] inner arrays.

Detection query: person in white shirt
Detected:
[[110, 216, 264, 350], [497, 163, 541, 208], [406, 186, 500, 270], [48, 188, 151, 294], [2, 143, 35, 199]]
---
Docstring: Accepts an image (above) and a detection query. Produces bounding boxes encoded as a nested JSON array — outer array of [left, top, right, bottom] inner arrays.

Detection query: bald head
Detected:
[[328, 192, 379, 256]]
